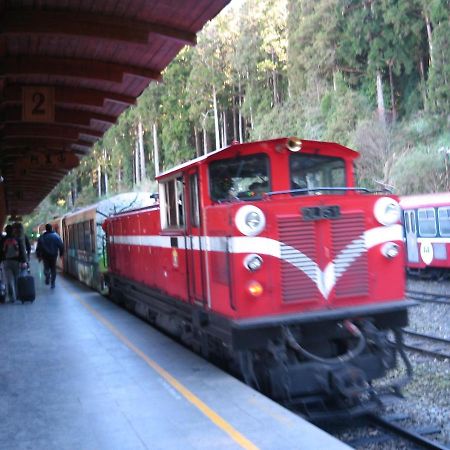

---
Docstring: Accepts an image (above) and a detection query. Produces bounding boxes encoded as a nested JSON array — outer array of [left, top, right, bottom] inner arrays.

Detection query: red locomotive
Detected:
[[104, 137, 413, 419], [401, 192, 450, 278]]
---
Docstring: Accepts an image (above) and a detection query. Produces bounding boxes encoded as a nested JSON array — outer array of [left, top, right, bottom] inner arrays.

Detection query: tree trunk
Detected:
[[138, 120, 146, 181], [232, 94, 237, 141], [97, 165, 102, 197], [103, 149, 108, 195], [376, 70, 386, 126], [194, 126, 201, 158], [152, 122, 160, 177], [238, 76, 243, 143], [202, 127, 208, 154], [419, 58, 428, 110], [213, 86, 220, 150], [388, 63, 396, 123], [222, 110, 227, 146], [424, 12, 433, 66], [134, 139, 140, 185]]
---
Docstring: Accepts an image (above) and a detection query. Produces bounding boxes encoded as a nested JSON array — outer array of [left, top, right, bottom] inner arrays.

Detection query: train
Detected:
[[100, 137, 414, 420], [38, 192, 155, 292], [400, 192, 450, 279]]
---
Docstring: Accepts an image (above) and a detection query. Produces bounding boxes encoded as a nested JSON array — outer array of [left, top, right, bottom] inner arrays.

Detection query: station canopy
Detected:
[[0, 0, 230, 222]]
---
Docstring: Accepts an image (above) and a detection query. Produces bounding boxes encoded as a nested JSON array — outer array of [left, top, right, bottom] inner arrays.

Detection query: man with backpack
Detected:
[[36, 224, 64, 289], [0, 225, 27, 302]]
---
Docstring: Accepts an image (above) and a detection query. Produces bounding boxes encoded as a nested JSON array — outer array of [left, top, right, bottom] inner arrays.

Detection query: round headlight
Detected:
[[381, 242, 400, 259], [243, 254, 263, 272], [235, 205, 266, 236], [374, 197, 400, 226]]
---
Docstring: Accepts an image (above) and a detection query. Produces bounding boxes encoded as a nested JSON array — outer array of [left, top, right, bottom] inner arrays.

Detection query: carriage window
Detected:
[[189, 173, 200, 227], [209, 153, 270, 201], [90, 220, 96, 253], [417, 208, 437, 237], [438, 207, 450, 236], [162, 177, 184, 229], [403, 211, 410, 233], [290, 154, 346, 194], [410, 211, 416, 233], [83, 221, 92, 253], [77, 223, 84, 250]]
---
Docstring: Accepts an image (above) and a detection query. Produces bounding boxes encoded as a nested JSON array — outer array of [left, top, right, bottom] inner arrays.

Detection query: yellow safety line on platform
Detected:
[[65, 285, 259, 450]]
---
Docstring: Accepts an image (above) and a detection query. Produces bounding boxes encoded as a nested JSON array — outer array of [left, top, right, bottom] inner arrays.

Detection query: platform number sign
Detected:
[[22, 87, 55, 122]]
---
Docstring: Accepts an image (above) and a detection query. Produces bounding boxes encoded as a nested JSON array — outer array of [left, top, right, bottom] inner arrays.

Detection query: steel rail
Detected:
[[403, 329, 450, 359], [406, 290, 450, 306], [366, 414, 448, 450]]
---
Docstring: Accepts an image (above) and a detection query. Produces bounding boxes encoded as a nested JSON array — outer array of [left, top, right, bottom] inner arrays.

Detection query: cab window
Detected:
[[161, 176, 184, 229], [209, 154, 270, 201], [289, 154, 346, 194]]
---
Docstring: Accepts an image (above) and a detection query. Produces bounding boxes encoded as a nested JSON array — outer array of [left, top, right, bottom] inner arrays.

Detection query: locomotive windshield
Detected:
[[290, 153, 346, 194], [209, 153, 270, 201]]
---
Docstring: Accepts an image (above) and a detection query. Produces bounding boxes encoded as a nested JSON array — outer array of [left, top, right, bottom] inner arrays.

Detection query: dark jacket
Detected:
[[36, 231, 64, 259]]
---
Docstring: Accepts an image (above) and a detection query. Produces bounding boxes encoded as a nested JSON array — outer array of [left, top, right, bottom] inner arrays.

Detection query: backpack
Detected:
[[3, 237, 19, 259]]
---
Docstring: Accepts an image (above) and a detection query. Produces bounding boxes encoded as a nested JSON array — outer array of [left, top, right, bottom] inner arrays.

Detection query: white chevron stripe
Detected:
[[109, 224, 402, 299]]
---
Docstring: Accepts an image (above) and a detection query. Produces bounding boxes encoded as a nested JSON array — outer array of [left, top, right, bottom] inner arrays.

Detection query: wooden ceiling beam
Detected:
[[0, 123, 103, 140], [1, 10, 197, 46], [1, 105, 116, 126], [0, 56, 161, 83], [0, 137, 92, 150], [3, 85, 135, 107]]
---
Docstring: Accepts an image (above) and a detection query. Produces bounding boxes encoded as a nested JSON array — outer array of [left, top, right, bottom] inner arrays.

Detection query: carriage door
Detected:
[[185, 171, 205, 305], [404, 210, 419, 263]]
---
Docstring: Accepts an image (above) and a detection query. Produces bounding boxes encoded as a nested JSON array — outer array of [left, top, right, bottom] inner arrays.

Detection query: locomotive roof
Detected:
[[400, 192, 450, 208], [156, 137, 359, 180]]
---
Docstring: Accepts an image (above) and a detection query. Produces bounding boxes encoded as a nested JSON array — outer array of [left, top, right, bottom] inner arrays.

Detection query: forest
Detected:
[[28, 0, 450, 228]]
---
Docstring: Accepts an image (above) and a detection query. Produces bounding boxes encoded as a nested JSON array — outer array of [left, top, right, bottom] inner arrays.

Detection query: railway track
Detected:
[[406, 290, 450, 305], [402, 329, 450, 360], [344, 413, 449, 449]]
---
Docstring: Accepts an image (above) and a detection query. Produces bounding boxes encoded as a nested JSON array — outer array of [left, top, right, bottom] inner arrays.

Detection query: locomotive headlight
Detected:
[[381, 242, 400, 259], [244, 254, 263, 272], [235, 205, 266, 236], [374, 197, 400, 226]]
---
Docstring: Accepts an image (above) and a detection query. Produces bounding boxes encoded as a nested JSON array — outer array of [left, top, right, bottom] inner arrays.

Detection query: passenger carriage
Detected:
[[400, 192, 450, 278]]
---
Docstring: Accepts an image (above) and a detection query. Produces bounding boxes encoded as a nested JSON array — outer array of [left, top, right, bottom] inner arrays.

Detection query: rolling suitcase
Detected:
[[17, 268, 36, 303]]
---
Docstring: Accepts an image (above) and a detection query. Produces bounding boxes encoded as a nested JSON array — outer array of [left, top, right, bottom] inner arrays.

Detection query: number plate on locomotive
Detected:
[[302, 205, 340, 221]]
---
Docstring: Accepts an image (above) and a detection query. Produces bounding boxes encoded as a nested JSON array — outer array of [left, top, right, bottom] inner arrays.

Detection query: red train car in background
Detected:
[[104, 137, 413, 420], [400, 192, 450, 278]]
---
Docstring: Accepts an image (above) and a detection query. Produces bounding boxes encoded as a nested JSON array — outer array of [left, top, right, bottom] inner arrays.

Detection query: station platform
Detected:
[[0, 263, 351, 450]]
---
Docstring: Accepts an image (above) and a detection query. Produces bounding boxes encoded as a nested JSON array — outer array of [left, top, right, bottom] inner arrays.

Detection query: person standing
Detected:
[[0, 225, 26, 302], [36, 224, 64, 289]]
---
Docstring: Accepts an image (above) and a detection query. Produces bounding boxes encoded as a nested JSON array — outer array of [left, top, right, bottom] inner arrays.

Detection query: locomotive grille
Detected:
[[278, 217, 319, 302], [331, 213, 369, 297]]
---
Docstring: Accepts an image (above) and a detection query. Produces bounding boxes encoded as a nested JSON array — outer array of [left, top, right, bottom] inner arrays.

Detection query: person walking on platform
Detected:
[[0, 225, 27, 302], [36, 224, 64, 289], [12, 222, 31, 264]]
